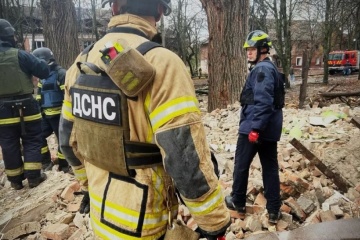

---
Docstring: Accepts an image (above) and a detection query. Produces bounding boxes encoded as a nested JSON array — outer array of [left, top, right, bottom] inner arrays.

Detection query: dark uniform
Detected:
[[0, 19, 49, 190], [33, 47, 69, 172], [226, 30, 284, 224]]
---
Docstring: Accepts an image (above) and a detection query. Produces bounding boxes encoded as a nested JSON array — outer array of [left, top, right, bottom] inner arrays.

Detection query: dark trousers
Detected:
[[0, 120, 42, 182], [41, 115, 68, 167], [232, 134, 281, 213]]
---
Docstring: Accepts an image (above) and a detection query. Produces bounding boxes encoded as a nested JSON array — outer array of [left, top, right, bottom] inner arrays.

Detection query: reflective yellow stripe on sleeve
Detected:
[[62, 100, 74, 121], [36, 95, 41, 101], [149, 96, 200, 132], [60, 85, 65, 90], [73, 166, 87, 182], [57, 152, 65, 160], [37, 82, 42, 88], [183, 185, 224, 216], [0, 113, 42, 125], [144, 92, 154, 143]]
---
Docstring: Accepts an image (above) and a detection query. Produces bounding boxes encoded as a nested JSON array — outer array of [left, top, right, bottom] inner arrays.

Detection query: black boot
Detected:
[[11, 181, 24, 190], [225, 195, 246, 219], [268, 211, 282, 224], [42, 162, 54, 172], [28, 173, 47, 188], [79, 191, 90, 214]]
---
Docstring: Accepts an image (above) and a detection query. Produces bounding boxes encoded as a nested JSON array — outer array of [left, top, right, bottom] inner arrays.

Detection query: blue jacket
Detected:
[[239, 58, 283, 142]]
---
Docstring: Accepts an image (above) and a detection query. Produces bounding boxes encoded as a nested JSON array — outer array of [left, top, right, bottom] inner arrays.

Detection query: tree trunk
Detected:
[[200, 0, 248, 112], [39, 0, 80, 68], [299, 49, 309, 109]]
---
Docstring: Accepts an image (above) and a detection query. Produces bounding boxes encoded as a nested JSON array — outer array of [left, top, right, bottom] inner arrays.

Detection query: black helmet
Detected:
[[101, 0, 172, 16], [32, 47, 55, 64], [243, 30, 272, 49], [0, 19, 15, 37]]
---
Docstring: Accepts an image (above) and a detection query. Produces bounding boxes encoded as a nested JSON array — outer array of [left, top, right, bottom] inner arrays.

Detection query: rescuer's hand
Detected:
[[79, 191, 90, 214], [248, 131, 259, 143]]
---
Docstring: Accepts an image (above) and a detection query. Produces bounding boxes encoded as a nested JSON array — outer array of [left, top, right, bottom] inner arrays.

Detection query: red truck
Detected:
[[328, 50, 360, 75]]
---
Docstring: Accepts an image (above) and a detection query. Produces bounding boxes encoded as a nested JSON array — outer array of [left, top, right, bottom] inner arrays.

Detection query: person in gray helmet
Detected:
[[225, 30, 284, 224], [33, 47, 70, 173], [0, 19, 49, 190]]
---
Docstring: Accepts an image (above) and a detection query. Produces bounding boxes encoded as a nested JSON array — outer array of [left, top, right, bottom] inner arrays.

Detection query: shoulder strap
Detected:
[[136, 41, 162, 55], [257, 59, 278, 70]]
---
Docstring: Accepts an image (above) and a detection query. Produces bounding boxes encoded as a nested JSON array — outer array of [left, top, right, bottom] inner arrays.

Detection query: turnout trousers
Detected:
[[41, 114, 68, 168], [0, 120, 42, 183], [232, 134, 281, 214]]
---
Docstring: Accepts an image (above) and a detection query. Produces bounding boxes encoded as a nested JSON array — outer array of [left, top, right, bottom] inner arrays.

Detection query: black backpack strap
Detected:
[[136, 41, 162, 55], [107, 27, 149, 39]]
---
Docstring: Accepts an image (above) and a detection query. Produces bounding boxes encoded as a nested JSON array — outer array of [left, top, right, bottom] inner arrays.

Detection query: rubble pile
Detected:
[[195, 96, 360, 239], [1, 94, 360, 239]]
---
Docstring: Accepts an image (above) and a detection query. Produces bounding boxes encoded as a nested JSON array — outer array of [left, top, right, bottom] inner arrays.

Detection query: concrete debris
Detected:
[[0, 94, 360, 239]]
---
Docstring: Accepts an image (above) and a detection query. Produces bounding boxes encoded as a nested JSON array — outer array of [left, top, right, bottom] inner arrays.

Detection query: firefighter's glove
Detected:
[[248, 130, 259, 143], [195, 228, 226, 240], [79, 191, 90, 214]]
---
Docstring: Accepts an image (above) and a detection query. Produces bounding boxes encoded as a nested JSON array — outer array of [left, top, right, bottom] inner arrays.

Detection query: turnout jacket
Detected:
[[239, 58, 283, 141], [59, 14, 230, 239]]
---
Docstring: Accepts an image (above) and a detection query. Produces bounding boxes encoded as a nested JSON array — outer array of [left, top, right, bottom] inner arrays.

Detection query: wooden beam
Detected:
[[351, 117, 360, 129], [320, 91, 360, 98], [290, 138, 352, 193]]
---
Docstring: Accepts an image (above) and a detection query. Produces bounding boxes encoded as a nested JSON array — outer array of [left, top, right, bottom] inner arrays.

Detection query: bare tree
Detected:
[[199, 0, 248, 111], [39, 0, 80, 68], [166, 0, 206, 76], [0, 0, 38, 50]]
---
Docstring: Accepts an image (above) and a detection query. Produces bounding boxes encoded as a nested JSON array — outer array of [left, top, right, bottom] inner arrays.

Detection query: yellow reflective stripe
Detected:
[[144, 93, 153, 143], [152, 166, 164, 212], [150, 96, 200, 132], [5, 167, 24, 176], [37, 82, 42, 88], [0, 113, 42, 125], [73, 167, 87, 181], [62, 100, 74, 121], [41, 146, 49, 154], [24, 162, 42, 170], [57, 152, 65, 159], [91, 216, 165, 240], [60, 85, 65, 90], [184, 185, 224, 216], [90, 191, 175, 230], [43, 107, 62, 116], [36, 95, 41, 101]]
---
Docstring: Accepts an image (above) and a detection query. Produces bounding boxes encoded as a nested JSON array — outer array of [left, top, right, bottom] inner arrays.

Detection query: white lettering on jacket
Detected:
[[72, 89, 120, 125]]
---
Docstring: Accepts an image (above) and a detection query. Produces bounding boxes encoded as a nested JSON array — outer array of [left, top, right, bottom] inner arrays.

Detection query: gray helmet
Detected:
[[101, 0, 172, 16], [32, 47, 55, 64], [243, 30, 272, 49], [0, 19, 15, 37]]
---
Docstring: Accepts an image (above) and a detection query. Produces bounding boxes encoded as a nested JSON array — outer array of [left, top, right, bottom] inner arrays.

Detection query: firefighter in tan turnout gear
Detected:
[[59, 0, 230, 239]]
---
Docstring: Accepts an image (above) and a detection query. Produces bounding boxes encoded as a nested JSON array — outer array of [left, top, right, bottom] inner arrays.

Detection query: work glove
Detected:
[[79, 191, 90, 214], [248, 130, 259, 143], [195, 227, 226, 240]]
